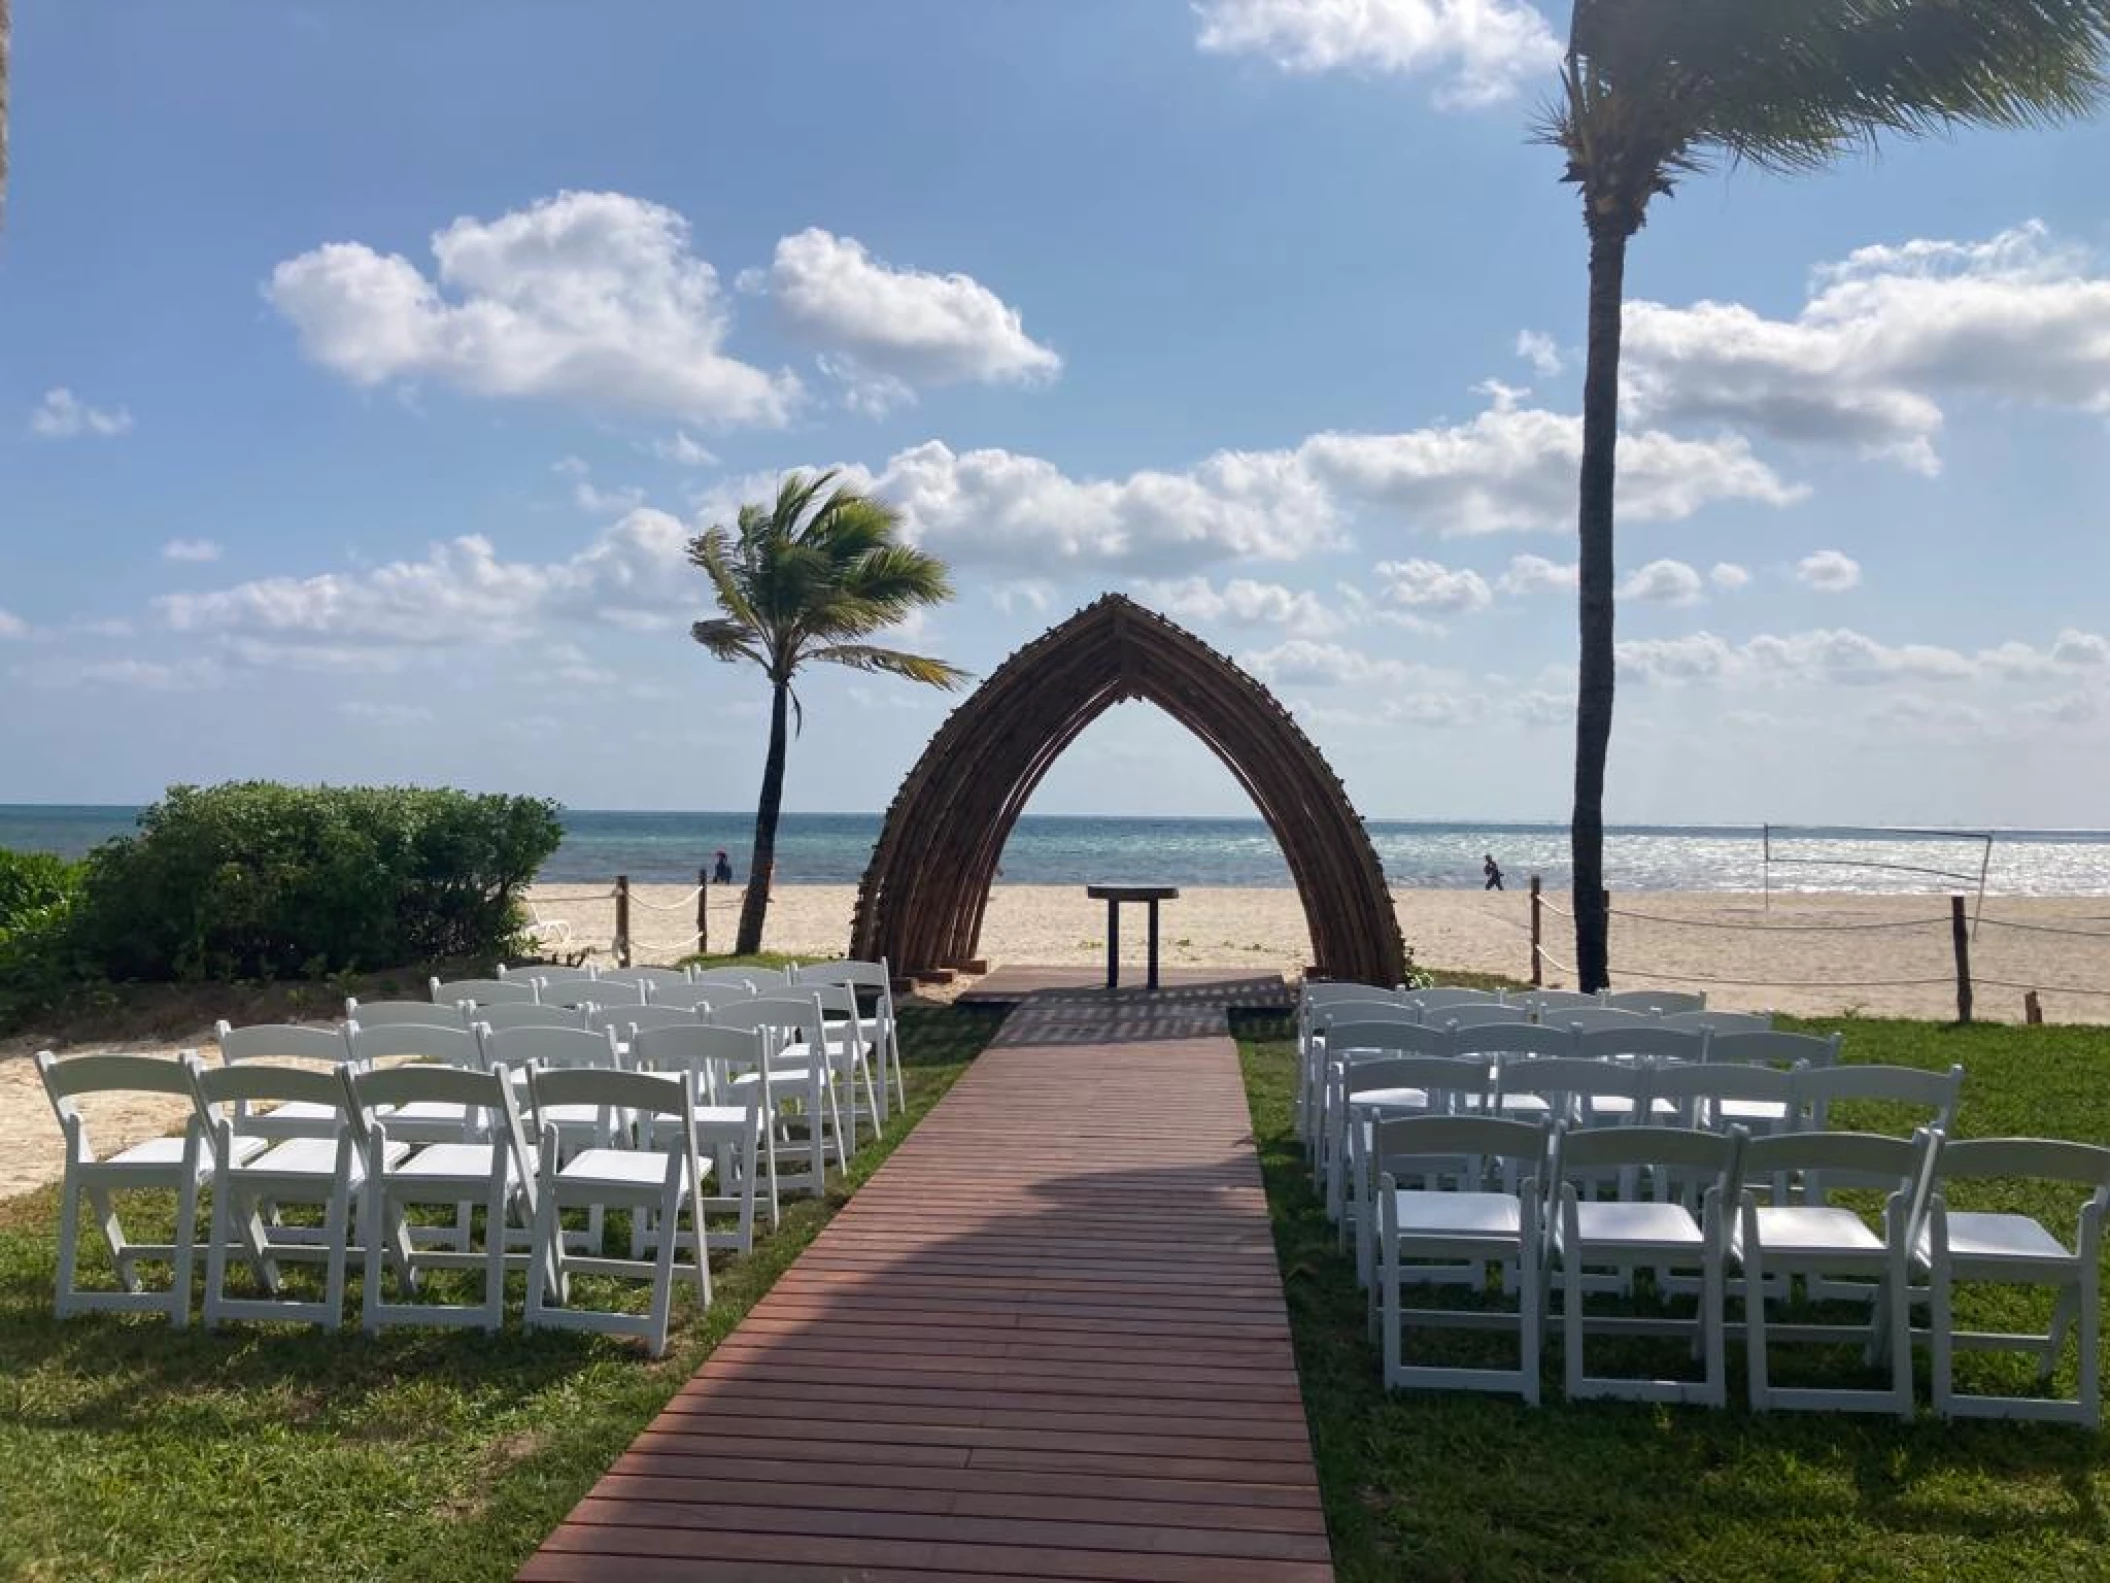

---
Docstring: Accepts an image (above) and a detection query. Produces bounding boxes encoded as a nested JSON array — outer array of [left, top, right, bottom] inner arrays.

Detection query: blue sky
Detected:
[[5, 1, 2110, 826]]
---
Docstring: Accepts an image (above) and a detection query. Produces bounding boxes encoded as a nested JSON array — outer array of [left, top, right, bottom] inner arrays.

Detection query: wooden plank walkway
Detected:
[[519, 992, 1333, 1583], [955, 966, 1292, 1012]]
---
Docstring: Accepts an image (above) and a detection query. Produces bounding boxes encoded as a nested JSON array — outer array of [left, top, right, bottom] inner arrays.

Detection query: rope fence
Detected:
[[1527, 876, 2110, 1024]]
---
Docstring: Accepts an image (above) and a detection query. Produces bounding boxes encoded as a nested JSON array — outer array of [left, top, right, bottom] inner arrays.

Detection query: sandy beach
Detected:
[[8, 883, 2109, 1201], [544, 882, 2110, 1026]]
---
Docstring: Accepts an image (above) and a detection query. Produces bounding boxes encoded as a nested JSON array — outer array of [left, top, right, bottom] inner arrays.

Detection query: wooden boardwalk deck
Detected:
[[519, 993, 1333, 1583]]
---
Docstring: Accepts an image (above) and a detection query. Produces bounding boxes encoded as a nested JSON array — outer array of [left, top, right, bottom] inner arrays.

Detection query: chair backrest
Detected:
[[1314, 1001, 1423, 1034], [188, 1054, 363, 1142], [631, 1023, 770, 1103], [345, 1021, 484, 1070], [431, 976, 538, 1007], [691, 967, 768, 990], [38, 1052, 198, 1157], [1793, 1062, 1963, 1133], [528, 1064, 697, 1124], [542, 976, 642, 1007], [1602, 989, 1707, 1014], [1371, 1114, 1548, 1189], [1343, 1055, 1486, 1112], [479, 1024, 621, 1073], [634, 981, 718, 1011], [1514, 989, 1603, 1015], [1326, 1020, 1452, 1059], [1646, 1060, 1799, 1127], [1405, 987, 1504, 1013], [1658, 1009, 1774, 1034], [1742, 1127, 1938, 1210], [216, 1021, 354, 1068], [1576, 1026, 1706, 1066], [342, 998, 469, 1030], [503, 963, 597, 986], [1707, 1030, 1840, 1070], [344, 1061, 531, 1163], [1447, 1023, 1575, 1060], [798, 958, 891, 991], [708, 992, 827, 1043], [1495, 1056, 1650, 1119], [1548, 1006, 1661, 1035], [585, 1003, 701, 1036], [1554, 1121, 1742, 1182], [471, 1001, 591, 1033], [1438, 1003, 1533, 1031], [1931, 1136, 2110, 1191], [616, 966, 695, 990]]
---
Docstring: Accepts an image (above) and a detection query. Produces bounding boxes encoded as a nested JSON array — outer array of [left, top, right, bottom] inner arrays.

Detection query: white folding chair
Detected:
[[1548, 1006, 1660, 1035], [1448, 1024, 1576, 1121], [1794, 1062, 1963, 1140], [344, 1063, 540, 1333], [1706, 1030, 1840, 1070], [1512, 989, 1603, 1018], [344, 1020, 488, 1145], [1298, 982, 1402, 1143], [1734, 1129, 1941, 1419], [1546, 1124, 1745, 1406], [1603, 989, 1707, 1015], [1576, 1025, 1706, 1121], [1301, 998, 1419, 1161], [524, 1066, 712, 1357], [1403, 988, 1505, 1015], [342, 997, 470, 1030], [691, 967, 768, 991], [36, 1051, 266, 1328], [711, 993, 846, 1193], [1338, 1053, 1490, 1283], [1316, 1019, 1451, 1205], [1917, 1137, 2110, 1426], [1659, 1010, 1775, 1035], [619, 966, 697, 993], [1374, 1114, 1549, 1405], [632, 1023, 770, 1251], [215, 1022, 360, 1141], [1440, 1003, 1534, 1031], [541, 976, 644, 1009], [431, 976, 538, 1007], [804, 981, 884, 1137], [187, 1056, 408, 1328], [585, 1003, 702, 1038], [502, 963, 596, 988], [796, 958, 906, 1116], [1648, 1061, 1801, 1137]]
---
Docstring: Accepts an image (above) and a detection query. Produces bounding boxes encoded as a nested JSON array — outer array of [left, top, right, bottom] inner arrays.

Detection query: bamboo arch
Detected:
[[850, 594, 1406, 985]]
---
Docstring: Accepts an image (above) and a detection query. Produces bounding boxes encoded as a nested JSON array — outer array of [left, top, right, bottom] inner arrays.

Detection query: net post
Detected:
[[1529, 875, 1543, 988], [1950, 894, 1973, 1025], [615, 874, 631, 968]]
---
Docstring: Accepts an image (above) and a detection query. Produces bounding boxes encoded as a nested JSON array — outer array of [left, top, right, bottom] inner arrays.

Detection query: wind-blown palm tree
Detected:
[[1548, 0, 2110, 990], [691, 471, 969, 955]]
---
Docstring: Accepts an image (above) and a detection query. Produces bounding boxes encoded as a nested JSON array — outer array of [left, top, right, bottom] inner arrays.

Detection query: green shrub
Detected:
[[71, 783, 564, 981], [0, 847, 82, 932], [0, 848, 93, 1025]]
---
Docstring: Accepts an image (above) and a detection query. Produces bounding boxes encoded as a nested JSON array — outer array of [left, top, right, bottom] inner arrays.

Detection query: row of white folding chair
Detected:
[[1341, 1053, 1960, 1292], [1370, 1114, 2109, 1423]]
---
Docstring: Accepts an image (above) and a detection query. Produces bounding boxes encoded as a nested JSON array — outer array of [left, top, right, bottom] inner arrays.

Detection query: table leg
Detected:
[[1147, 899, 1161, 991], [1106, 899, 1120, 991]]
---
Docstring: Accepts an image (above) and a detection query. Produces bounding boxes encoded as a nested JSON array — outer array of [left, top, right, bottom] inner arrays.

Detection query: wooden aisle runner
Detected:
[[518, 993, 1334, 1583]]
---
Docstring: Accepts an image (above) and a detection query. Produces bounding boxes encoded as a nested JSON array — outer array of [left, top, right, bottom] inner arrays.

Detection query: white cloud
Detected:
[[75, 658, 225, 691], [1371, 558, 1493, 615], [1615, 633, 1740, 685], [1617, 627, 1981, 689], [1710, 562, 1751, 591], [1624, 223, 2110, 474], [1242, 639, 1416, 689], [162, 538, 225, 564], [1194, 0, 1563, 108], [764, 228, 1059, 410], [1977, 630, 2110, 678], [155, 508, 700, 660], [1497, 553, 1577, 595], [991, 579, 1056, 617], [1516, 330, 1563, 377], [337, 700, 435, 726], [1136, 575, 1344, 637], [553, 456, 647, 515], [1796, 550, 1862, 593], [29, 387, 133, 439], [267, 190, 801, 426], [1620, 558, 1705, 606], [650, 431, 718, 467], [0, 610, 28, 639]]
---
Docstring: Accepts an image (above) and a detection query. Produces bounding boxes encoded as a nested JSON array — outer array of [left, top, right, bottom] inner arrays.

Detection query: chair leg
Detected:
[[361, 1173, 387, 1335], [1520, 1246, 1542, 1407], [647, 1182, 682, 1359], [1562, 1258, 1586, 1402], [1745, 1246, 1770, 1413], [321, 1184, 353, 1326], [2080, 1266, 2102, 1430], [1887, 1262, 1914, 1422], [54, 1166, 84, 1319], [2045, 1287, 2080, 1382], [1930, 1262, 1954, 1418], [88, 1187, 141, 1294], [482, 1169, 509, 1334], [171, 1167, 201, 1330], [203, 1172, 231, 1329], [1702, 1243, 1726, 1408]]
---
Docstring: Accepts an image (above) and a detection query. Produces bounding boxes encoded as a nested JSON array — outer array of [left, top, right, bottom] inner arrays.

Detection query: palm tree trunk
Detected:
[[1570, 223, 1628, 993], [736, 677, 791, 955], [1, 0, 12, 233]]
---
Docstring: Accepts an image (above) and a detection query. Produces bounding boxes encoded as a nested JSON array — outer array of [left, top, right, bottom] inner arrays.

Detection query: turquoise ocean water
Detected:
[[5, 805, 2110, 895]]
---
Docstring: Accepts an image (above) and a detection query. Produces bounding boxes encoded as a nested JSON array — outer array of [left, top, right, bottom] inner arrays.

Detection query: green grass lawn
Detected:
[[1236, 1013, 2110, 1583], [0, 1002, 1005, 1583]]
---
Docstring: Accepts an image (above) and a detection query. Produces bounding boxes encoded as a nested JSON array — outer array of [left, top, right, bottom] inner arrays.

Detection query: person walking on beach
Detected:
[[1483, 854, 1504, 892], [712, 849, 733, 885]]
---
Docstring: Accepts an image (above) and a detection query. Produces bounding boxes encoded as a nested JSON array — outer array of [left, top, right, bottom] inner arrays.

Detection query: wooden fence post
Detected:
[[1529, 875, 1543, 987], [1951, 894, 1973, 1025], [2025, 990, 2043, 1026], [615, 874, 631, 968], [696, 869, 709, 959]]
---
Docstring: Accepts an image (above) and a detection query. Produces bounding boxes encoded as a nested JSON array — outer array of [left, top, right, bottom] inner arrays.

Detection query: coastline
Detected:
[[533, 882, 2110, 1025]]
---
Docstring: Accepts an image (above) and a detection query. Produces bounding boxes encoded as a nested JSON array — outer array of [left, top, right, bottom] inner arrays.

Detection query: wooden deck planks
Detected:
[[518, 996, 1331, 1583]]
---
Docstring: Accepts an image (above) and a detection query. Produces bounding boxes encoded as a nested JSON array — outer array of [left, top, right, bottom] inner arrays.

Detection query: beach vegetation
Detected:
[[1546, 0, 2110, 990], [689, 470, 969, 956]]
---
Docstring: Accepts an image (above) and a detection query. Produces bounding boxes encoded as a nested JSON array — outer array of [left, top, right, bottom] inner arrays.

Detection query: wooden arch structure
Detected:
[[850, 594, 1406, 985]]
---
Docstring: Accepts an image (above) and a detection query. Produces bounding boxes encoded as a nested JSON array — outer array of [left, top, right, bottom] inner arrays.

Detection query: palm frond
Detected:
[[690, 618, 767, 670], [809, 644, 973, 691]]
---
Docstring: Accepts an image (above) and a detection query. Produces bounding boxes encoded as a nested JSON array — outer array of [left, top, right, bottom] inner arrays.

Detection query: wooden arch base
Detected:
[[851, 594, 1407, 986]]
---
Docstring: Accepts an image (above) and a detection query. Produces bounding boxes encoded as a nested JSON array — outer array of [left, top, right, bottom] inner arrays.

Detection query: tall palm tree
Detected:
[[1, 0, 12, 233], [691, 471, 969, 955], [1548, 0, 2110, 990]]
